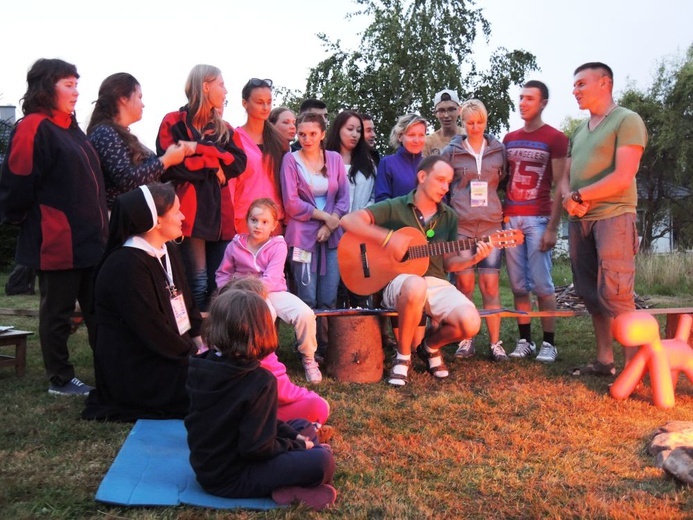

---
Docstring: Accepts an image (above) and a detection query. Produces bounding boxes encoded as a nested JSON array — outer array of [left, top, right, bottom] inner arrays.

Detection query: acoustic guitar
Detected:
[[338, 227, 524, 296]]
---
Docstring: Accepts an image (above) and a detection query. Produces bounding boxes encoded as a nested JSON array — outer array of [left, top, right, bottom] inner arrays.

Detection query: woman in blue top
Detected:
[[373, 113, 427, 202]]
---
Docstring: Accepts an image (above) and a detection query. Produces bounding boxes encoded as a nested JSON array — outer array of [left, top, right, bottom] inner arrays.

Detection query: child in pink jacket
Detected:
[[216, 198, 325, 389]]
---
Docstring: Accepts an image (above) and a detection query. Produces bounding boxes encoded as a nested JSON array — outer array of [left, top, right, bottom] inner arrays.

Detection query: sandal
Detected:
[[569, 359, 616, 377], [416, 342, 449, 379], [387, 358, 410, 386]]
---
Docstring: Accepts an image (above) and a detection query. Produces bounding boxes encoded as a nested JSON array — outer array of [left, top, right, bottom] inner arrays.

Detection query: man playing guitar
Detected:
[[340, 155, 494, 386]]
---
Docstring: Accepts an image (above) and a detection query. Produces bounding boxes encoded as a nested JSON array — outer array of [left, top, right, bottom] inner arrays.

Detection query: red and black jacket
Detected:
[[0, 111, 108, 270], [157, 107, 247, 241]]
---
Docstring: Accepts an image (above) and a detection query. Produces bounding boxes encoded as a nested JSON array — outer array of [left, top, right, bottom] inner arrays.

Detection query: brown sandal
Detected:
[[387, 358, 410, 386], [416, 343, 449, 379]]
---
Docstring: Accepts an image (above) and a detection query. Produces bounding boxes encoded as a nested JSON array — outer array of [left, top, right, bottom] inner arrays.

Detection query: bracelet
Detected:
[[382, 230, 394, 248]]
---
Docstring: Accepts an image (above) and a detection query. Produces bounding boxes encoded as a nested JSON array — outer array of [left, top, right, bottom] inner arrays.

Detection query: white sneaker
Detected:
[[536, 342, 558, 363], [509, 339, 536, 358], [454, 338, 475, 358], [302, 358, 323, 383], [489, 341, 508, 362]]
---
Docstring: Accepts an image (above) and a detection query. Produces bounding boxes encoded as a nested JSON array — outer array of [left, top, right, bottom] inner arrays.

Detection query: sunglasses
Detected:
[[248, 78, 273, 88]]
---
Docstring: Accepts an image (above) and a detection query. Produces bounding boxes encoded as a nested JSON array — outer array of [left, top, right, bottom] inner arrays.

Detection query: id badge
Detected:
[[292, 247, 312, 264], [470, 180, 488, 207], [171, 293, 191, 335]]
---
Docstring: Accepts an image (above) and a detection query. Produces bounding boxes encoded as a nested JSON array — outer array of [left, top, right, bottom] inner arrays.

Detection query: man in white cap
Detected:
[[423, 89, 465, 156]]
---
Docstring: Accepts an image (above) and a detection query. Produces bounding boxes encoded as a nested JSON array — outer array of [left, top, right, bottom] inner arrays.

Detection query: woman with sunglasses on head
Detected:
[[157, 64, 247, 311], [231, 78, 288, 234], [280, 112, 350, 367], [87, 73, 192, 210]]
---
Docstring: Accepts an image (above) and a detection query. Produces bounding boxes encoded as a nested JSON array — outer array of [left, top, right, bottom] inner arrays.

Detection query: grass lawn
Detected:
[[1, 259, 692, 519]]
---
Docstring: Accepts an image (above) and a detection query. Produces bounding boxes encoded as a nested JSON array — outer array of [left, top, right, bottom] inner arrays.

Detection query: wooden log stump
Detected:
[[325, 315, 384, 383]]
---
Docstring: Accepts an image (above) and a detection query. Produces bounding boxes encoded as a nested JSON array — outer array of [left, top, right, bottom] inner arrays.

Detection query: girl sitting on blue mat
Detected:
[[185, 289, 337, 511]]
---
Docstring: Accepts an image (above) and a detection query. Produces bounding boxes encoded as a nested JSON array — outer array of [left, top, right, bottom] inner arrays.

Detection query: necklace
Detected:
[[300, 150, 324, 173], [589, 103, 618, 130]]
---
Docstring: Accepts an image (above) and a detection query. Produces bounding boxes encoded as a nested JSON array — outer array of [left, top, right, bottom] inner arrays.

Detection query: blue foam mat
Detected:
[[96, 419, 279, 510]]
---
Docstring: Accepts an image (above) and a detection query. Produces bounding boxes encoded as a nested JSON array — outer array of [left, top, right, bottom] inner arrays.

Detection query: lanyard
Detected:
[[412, 207, 438, 239], [123, 237, 176, 294]]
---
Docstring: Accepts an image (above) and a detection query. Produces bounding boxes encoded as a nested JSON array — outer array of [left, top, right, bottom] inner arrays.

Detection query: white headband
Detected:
[[139, 185, 158, 232]]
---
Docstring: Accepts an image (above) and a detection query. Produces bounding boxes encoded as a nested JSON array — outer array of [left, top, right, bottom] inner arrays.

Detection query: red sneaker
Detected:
[[272, 483, 337, 511]]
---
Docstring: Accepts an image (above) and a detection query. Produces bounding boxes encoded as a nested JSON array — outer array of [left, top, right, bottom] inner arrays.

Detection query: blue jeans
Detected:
[[180, 237, 229, 312], [504, 216, 555, 297], [290, 246, 340, 309], [290, 246, 340, 350], [455, 232, 503, 273]]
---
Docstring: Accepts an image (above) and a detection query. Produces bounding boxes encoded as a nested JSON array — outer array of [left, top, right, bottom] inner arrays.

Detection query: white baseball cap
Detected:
[[434, 89, 460, 108]]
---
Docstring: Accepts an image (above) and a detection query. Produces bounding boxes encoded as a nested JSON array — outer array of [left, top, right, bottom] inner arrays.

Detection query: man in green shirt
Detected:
[[340, 155, 491, 386], [561, 62, 648, 377]]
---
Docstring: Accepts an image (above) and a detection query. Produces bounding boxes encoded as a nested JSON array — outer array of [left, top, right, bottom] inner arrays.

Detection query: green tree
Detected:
[[304, 0, 537, 149], [559, 115, 586, 140], [619, 45, 693, 251]]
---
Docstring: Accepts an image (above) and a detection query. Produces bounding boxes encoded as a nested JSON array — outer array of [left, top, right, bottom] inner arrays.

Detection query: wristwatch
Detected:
[[571, 190, 584, 204]]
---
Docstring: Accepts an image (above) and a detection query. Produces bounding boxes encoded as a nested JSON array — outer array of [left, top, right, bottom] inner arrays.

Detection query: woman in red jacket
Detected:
[[157, 64, 247, 311], [0, 58, 108, 395]]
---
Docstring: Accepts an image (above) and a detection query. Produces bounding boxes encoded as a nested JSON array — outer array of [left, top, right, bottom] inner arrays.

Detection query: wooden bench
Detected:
[[0, 329, 34, 377], [314, 307, 693, 382]]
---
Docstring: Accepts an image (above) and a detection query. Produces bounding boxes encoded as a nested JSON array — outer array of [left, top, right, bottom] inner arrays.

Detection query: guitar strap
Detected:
[[412, 207, 438, 239]]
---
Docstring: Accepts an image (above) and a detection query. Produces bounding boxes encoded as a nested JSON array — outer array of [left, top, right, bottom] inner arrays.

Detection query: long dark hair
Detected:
[[87, 72, 150, 165], [241, 79, 288, 188], [21, 58, 79, 116], [325, 110, 375, 183]]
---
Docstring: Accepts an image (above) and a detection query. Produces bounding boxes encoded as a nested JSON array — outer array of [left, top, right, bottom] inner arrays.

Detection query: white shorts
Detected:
[[382, 274, 475, 323]]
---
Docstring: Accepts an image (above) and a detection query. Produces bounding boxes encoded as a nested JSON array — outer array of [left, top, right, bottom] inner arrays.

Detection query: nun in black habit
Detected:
[[83, 182, 202, 421]]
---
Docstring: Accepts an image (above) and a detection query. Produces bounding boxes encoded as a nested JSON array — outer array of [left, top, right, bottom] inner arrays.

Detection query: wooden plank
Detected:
[[314, 307, 693, 319], [0, 308, 39, 317]]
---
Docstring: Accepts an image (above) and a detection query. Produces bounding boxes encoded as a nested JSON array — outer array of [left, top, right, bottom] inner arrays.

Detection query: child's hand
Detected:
[[304, 439, 315, 449]]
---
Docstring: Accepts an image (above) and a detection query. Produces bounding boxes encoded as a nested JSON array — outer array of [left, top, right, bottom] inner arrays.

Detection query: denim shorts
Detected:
[[504, 216, 554, 297], [569, 213, 639, 317], [454, 233, 503, 274]]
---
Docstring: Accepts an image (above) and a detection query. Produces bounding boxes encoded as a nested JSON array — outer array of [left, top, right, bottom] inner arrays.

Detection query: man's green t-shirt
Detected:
[[366, 191, 458, 280], [569, 106, 647, 221]]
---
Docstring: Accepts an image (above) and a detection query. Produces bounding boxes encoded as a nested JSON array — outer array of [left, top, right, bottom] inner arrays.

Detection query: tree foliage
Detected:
[[619, 45, 693, 251], [303, 0, 537, 150]]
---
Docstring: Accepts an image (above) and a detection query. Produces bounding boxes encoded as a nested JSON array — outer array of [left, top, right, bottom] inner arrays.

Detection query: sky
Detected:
[[1, 0, 691, 149]]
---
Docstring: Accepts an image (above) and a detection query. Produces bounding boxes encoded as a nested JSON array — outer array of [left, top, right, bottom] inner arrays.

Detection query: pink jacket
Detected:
[[230, 126, 284, 225], [261, 352, 316, 406], [215, 233, 287, 293]]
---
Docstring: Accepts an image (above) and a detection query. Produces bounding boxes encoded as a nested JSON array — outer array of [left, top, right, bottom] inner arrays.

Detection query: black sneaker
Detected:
[[48, 377, 93, 396]]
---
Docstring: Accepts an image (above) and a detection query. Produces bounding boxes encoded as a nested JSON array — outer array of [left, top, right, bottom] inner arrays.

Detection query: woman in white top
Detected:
[[325, 110, 376, 212], [325, 110, 377, 308]]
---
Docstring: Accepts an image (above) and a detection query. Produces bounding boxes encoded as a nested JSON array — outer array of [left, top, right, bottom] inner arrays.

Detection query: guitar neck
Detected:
[[408, 236, 490, 259]]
